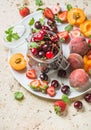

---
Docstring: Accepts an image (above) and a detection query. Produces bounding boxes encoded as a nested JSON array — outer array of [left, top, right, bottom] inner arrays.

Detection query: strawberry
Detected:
[[26, 69, 37, 79], [57, 31, 69, 42], [47, 86, 56, 97], [57, 11, 68, 22], [30, 79, 41, 91], [19, 6, 30, 17], [70, 29, 81, 39], [54, 100, 66, 115], [43, 7, 54, 20]]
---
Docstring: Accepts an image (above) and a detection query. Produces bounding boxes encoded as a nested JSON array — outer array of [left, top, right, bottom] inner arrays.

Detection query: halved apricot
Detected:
[[9, 53, 27, 71], [80, 20, 91, 37], [67, 8, 86, 25]]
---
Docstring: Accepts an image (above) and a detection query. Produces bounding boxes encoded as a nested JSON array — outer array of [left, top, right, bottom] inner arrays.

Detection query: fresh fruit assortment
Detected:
[[7, 3, 91, 116]]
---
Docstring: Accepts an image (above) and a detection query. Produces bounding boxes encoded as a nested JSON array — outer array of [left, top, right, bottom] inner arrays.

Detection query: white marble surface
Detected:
[[0, 0, 91, 130]]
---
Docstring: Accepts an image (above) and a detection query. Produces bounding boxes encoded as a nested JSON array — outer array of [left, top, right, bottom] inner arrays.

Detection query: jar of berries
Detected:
[[27, 30, 69, 73]]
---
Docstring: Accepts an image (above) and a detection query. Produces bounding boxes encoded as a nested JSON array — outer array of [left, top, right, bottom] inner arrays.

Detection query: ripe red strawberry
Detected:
[[30, 79, 41, 91], [19, 6, 30, 17], [57, 11, 68, 22], [30, 79, 41, 87], [47, 86, 56, 97], [54, 100, 66, 115], [26, 69, 37, 79], [57, 31, 69, 42], [43, 7, 54, 20]]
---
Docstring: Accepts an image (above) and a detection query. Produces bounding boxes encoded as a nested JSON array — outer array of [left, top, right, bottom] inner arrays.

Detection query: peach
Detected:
[[69, 36, 89, 56], [68, 53, 84, 70], [69, 69, 90, 91]]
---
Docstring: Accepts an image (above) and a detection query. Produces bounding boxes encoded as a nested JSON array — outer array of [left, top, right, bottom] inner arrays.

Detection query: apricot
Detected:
[[80, 20, 91, 37], [9, 53, 27, 71], [67, 8, 86, 25]]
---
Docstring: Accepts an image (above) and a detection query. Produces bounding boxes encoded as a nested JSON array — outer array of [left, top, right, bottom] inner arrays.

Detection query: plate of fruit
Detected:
[[7, 4, 91, 99]]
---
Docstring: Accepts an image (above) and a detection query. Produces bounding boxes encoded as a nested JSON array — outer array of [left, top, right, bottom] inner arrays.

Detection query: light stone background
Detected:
[[0, 0, 91, 130]]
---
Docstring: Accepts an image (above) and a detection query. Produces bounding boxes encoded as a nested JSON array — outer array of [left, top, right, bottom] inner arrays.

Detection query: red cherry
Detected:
[[40, 29, 47, 36], [46, 51, 54, 59], [31, 48, 38, 55], [36, 33, 44, 41]]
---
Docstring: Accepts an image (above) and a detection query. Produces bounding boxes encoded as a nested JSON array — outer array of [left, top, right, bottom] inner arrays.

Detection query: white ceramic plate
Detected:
[[8, 9, 91, 100]]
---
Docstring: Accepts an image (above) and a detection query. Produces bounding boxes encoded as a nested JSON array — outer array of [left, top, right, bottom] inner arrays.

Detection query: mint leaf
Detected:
[[29, 42, 39, 48], [67, 4, 72, 11], [39, 17, 45, 25], [65, 24, 73, 32], [12, 33, 20, 40], [6, 35, 12, 42], [62, 94, 70, 103], [29, 18, 35, 26], [35, 0, 43, 6]]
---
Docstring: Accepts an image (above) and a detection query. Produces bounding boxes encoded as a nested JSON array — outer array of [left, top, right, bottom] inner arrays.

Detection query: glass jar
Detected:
[[27, 30, 70, 73]]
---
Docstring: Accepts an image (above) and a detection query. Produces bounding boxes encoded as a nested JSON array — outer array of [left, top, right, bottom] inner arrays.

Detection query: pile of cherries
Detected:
[[29, 19, 60, 60]]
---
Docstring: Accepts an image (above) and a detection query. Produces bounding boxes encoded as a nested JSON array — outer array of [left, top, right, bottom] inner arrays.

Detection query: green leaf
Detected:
[[31, 28, 39, 33], [60, 38, 65, 42], [5, 27, 13, 34], [29, 18, 35, 26], [6, 35, 12, 42], [67, 4, 72, 11], [65, 24, 73, 32], [36, 8, 44, 11], [29, 42, 39, 48], [12, 33, 20, 40], [89, 35, 91, 38], [62, 94, 70, 103], [14, 92, 24, 101], [35, 0, 43, 6], [55, 15, 62, 23], [39, 17, 45, 25]]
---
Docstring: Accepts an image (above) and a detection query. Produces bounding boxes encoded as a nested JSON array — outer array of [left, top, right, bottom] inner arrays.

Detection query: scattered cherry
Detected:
[[74, 101, 83, 110], [39, 73, 48, 81], [84, 93, 91, 103], [61, 85, 70, 95], [51, 80, 59, 88]]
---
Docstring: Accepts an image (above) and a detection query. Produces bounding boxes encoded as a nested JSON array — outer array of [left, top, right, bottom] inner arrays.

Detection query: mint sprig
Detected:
[[62, 94, 70, 104], [5, 27, 20, 42]]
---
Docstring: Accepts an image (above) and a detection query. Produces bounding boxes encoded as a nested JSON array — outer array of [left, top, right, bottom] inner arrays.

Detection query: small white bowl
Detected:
[[3, 24, 30, 49]]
